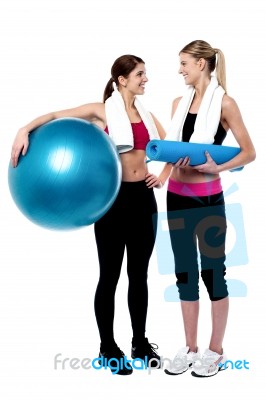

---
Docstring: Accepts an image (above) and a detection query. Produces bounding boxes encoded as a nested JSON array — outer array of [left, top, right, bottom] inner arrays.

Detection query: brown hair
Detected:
[[103, 54, 145, 102]]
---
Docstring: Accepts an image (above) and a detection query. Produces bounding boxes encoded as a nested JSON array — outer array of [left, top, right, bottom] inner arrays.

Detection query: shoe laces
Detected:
[[141, 338, 159, 356], [194, 349, 224, 370], [173, 346, 200, 365], [202, 349, 222, 362]]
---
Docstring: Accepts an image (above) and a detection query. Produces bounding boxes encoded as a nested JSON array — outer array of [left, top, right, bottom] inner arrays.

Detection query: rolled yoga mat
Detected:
[[146, 139, 244, 171]]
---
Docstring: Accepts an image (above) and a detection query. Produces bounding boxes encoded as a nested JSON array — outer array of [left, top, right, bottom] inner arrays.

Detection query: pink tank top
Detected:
[[104, 120, 149, 150]]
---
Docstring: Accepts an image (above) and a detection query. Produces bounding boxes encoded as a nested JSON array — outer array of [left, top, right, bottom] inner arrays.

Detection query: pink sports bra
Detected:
[[104, 120, 150, 150]]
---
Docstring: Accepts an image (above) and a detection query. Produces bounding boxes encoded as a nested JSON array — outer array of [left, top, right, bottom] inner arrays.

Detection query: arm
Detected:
[[158, 162, 173, 185], [147, 98, 189, 187], [150, 112, 166, 139], [193, 95, 256, 174], [171, 97, 182, 118], [11, 102, 105, 167], [218, 95, 256, 170], [146, 113, 174, 188]]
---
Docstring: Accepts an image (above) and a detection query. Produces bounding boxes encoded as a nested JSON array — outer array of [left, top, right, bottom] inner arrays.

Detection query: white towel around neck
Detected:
[[105, 83, 160, 153], [166, 76, 225, 144]]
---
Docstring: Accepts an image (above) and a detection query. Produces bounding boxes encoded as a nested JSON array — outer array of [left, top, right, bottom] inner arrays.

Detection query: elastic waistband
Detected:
[[119, 180, 152, 194], [121, 180, 147, 187], [167, 178, 223, 197]]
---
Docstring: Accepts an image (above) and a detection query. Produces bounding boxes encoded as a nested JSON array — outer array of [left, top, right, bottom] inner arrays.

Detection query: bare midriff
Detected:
[[120, 149, 148, 182], [170, 166, 220, 184]]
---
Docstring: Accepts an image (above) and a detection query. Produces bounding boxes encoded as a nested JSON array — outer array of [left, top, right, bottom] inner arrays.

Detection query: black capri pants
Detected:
[[167, 191, 228, 302]]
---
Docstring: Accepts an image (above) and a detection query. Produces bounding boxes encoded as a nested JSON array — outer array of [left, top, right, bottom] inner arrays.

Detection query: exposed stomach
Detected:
[[120, 149, 148, 182], [170, 166, 220, 183]]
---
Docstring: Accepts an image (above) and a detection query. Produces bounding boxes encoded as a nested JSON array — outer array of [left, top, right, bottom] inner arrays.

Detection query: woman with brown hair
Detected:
[[11, 54, 167, 375]]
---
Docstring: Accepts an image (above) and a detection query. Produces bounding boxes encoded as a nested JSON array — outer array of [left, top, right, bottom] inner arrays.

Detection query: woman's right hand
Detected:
[[11, 128, 30, 167], [173, 156, 190, 169]]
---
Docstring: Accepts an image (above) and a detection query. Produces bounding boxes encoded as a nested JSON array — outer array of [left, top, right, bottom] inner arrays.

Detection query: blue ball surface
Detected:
[[8, 117, 122, 230]]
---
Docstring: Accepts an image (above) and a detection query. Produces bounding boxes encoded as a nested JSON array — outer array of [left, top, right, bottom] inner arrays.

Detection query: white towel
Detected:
[[105, 83, 160, 153], [166, 76, 225, 144]]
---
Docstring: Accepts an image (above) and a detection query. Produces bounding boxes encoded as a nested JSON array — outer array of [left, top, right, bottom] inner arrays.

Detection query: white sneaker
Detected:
[[191, 348, 227, 377], [164, 346, 201, 375]]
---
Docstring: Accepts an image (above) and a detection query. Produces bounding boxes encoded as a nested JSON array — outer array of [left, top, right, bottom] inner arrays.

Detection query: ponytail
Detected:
[[103, 78, 115, 103], [214, 48, 227, 93]]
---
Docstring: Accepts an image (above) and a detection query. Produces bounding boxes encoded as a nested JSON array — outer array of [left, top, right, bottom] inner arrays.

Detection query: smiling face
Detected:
[[118, 63, 148, 95], [178, 52, 202, 86]]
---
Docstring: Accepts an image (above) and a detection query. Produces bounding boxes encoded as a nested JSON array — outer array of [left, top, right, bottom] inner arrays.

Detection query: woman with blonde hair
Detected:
[[161, 40, 256, 377]]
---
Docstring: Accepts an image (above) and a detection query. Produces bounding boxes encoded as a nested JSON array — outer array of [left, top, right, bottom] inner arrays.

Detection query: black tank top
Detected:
[[182, 112, 227, 144]]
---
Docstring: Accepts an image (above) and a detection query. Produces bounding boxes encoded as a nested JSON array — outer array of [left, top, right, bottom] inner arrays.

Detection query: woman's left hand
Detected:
[[192, 151, 220, 174], [145, 173, 163, 188]]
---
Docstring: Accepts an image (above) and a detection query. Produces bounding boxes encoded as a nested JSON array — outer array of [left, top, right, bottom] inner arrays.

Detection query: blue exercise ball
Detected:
[[8, 117, 122, 230]]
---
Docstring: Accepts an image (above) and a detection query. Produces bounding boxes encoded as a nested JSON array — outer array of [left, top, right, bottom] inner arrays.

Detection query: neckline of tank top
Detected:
[[131, 120, 143, 124]]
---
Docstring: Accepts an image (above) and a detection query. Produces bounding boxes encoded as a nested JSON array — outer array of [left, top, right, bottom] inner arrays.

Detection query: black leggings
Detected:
[[94, 180, 158, 346], [167, 191, 228, 301]]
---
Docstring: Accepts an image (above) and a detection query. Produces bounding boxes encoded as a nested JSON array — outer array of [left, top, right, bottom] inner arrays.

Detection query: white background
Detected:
[[0, 0, 264, 398]]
